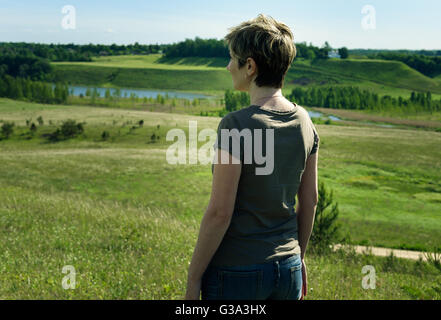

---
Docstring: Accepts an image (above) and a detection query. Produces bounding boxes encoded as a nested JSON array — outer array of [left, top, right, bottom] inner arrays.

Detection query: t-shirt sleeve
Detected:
[[309, 126, 320, 156], [213, 114, 242, 162]]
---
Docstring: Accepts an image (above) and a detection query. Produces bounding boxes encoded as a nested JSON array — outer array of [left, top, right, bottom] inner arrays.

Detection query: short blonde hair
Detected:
[[224, 14, 296, 88]]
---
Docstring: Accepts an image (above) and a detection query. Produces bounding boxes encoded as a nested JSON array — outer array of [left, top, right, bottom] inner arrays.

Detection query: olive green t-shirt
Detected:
[[210, 103, 320, 267]]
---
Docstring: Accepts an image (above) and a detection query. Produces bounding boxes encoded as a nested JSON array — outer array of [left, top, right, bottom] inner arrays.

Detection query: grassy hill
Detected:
[[53, 54, 229, 70], [310, 59, 441, 93], [52, 64, 231, 95], [1, 97, 440, 252], [1, 98, 440, 299], [52, 54, 441, 98]]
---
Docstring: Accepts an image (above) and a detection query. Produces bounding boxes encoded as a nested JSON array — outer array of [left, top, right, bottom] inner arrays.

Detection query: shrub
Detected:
[[1, 121, 15, 139], [29, 122, 37, 134], [309, 181, 341, 253], [424, 247, 441, 272], [37, 116, 44, 126], [46, 119, 85, 142], [218, 109, 228, 117], [60, 119, 84, 138], [101, 130, 110, 140], [150, 133, 159, 143], [48, 128, 62, 142]]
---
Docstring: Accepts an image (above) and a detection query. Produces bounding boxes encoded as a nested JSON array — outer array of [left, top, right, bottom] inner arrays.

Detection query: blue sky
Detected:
[[1, 0, 440, 49]]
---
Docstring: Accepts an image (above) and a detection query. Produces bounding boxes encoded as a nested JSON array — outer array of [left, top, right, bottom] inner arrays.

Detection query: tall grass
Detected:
[[0, 98, 440, 299]]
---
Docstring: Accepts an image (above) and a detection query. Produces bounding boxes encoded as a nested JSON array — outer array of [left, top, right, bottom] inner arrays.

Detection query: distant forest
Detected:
[[162, 38, 333, 60], [0, 55, 52, 81], [0, 75, 69, 104], [0, 42, 167, 62], [289, 86, 441, 114], [1, 39, 440, 63], [224, 86, 441, 115], [0, 38, 335, 63], [349, 49, 441, 57]]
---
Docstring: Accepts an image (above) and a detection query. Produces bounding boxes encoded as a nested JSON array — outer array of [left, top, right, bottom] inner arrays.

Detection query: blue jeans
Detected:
[[201, 254, 302, 300]]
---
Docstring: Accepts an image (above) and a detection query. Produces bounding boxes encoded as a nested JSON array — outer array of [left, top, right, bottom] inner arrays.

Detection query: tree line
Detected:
[[351, 49, 441, 57], [164, 37, 334, 60], [224, 89, 250, 112], [164, 37, 229, 58], [0, 42, 168, 62], [0, 54, 64, 104], [223, 86, 441, 114], [296, 41, 337, 60], [0, 75, 68, 104], [0, 55, 52, 80], [1, 39, 341, 63], [288, 86, 441, 114]]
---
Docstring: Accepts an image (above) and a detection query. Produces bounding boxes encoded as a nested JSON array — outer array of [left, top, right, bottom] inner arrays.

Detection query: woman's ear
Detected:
[[246, 57, 258, 77]]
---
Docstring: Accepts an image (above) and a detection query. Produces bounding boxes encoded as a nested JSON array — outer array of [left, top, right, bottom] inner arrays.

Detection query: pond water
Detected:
[[68, 85, 213, 101], [67, 85, 396, 128], [307, 109, 342, 121], [306, 109, 397, 128]]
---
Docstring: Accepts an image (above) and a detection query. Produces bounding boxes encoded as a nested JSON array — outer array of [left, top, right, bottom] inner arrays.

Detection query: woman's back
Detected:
[[210, 103, 320, 266]]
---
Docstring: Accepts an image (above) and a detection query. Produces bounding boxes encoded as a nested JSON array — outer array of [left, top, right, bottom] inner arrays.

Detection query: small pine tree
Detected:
[[30, 122, 37, 134], [1, 122, 15, 139], [101, 130, 110, 140], [309, 181, 341, 253]]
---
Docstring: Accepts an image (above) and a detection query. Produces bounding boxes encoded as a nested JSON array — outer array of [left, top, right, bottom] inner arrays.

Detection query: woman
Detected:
[[185, 14, 319, 300]]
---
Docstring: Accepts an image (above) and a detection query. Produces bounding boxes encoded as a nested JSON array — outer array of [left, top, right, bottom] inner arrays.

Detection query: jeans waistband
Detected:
[[276, 254, 301, 265]]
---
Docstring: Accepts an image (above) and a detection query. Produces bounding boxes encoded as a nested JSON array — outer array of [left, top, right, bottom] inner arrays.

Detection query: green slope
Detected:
[[310, 59, 441, 93], [53, 54, 229, 70], [52, 55, 441, 95], [52, 64, 232, 93]]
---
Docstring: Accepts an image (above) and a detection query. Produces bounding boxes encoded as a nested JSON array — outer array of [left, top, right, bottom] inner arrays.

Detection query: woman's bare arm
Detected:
[[185, 149, 242, 299], [296, 151, 319, 260]]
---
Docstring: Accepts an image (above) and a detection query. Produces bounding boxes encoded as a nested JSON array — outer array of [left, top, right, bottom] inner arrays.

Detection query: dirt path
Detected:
[[332, 244, 438, 262]]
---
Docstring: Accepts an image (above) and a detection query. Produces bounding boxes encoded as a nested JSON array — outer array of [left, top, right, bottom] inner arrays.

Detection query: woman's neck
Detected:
[[249, 84, 283, 106]]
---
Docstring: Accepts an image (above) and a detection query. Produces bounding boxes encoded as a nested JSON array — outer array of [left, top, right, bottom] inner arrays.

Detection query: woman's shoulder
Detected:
[[292, 103, 308, 116], [220, 106, 255, 123], [220, 103, 312, 127]]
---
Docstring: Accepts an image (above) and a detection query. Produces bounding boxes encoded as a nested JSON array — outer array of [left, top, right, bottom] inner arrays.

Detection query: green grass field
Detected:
[[52, 54, 441, 100], [54, 54, 229, 70], [1, 98, 440, 299], [311, 59, 441, 94]]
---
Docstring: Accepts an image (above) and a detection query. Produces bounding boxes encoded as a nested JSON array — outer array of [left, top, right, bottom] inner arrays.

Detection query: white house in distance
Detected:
[[328, 49, 341, 59]]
